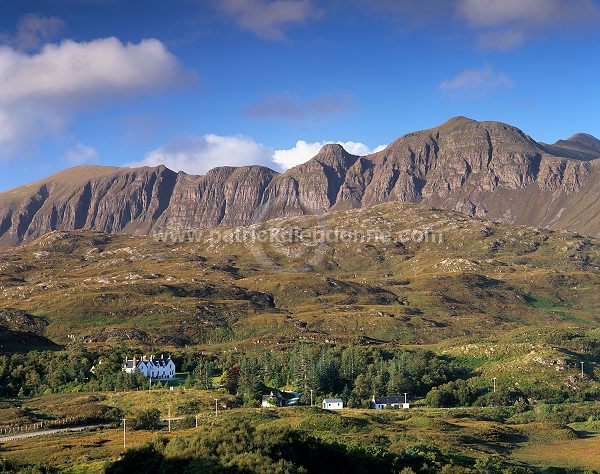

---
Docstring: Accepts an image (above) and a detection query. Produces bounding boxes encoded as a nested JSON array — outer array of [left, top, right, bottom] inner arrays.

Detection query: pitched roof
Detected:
[[323, 398, 343, 403], [373, 396, 404, 404], [123, 355, 174, 369]]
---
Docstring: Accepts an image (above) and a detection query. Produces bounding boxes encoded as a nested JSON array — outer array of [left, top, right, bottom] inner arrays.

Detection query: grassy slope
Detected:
[[0, 202, 597, 349]]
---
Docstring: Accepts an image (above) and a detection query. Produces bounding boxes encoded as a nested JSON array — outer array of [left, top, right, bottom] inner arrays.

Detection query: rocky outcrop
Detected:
[[1, 116, 599, 245]]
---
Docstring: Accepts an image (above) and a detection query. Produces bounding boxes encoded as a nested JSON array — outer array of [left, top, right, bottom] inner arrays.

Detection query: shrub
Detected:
[[177, 415, 197, 429], [133, 408, 162, 430], [177, 399, 205, 415], [426, 380, 477, 408]]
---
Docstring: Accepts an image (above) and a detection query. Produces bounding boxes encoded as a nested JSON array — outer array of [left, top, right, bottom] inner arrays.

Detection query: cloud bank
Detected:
[[357, 0, 600, 50], [455, 0, 600, 50], [0, 36, 192, 158], [272, 140, 385, 169], [129, 135, 274, 175], [130, 135, 386, 174]]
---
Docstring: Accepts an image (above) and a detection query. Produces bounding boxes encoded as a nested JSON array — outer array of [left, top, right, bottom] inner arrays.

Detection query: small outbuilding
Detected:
[[322, 398, 343, 410]]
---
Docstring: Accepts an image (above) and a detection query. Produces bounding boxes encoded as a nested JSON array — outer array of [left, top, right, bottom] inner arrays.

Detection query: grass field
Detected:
[[2, 394, 600, 473]]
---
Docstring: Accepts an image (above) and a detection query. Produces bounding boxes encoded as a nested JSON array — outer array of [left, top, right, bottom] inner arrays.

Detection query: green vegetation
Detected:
[[105, 419, 492, 474], [133, 409, 162, 431], [0, 204, 599, 472], [1, 390, 600, 472]]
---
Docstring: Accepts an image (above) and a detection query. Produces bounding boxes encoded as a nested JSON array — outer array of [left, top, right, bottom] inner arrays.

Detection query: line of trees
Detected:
[[183, 345, 466, 408], [2, 343, 596, 407]]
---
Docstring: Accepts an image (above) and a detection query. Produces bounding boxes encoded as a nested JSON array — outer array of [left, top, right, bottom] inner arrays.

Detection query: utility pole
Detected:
[[214, 398, 219, 417], [310, 389, 313, 407], [168, 405, 171, 432], [122, 418, 127, 449], [581, 362, 585, 378], [492, 377, 497, 393], [195, 414, 199, 428], [149, 378, 152, 393]]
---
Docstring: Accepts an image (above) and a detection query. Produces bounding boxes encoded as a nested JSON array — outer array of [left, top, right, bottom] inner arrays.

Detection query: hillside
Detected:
[[0, 201, 598, 351], [0, 117, 599, 247]]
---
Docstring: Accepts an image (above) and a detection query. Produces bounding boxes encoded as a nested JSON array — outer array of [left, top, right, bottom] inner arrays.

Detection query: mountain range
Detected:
[[1, 116, 599, 246]]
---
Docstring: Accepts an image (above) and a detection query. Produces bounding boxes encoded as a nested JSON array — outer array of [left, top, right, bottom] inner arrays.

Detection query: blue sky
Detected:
[[0, 0, 599, 191]]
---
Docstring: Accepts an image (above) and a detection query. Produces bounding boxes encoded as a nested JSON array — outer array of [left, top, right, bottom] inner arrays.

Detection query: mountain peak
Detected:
[[442, 116, 477, 127], [562, 133, 600, 150], [317, 143, 350, 156], [542, 132, 600, 161]]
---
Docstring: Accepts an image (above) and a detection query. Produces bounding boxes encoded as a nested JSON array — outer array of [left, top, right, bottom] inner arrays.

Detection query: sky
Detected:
[[0, 0, 599, 191]]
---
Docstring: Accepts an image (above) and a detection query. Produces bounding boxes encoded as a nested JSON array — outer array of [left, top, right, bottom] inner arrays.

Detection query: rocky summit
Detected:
[[1, 116, 599, 246]]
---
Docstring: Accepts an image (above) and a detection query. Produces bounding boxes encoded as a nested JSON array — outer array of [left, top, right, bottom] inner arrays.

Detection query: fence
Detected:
[[0, 416, 79, 435]]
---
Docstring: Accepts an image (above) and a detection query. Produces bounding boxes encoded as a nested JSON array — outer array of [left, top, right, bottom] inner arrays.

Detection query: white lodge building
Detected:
[[123, 354, 176, 379]]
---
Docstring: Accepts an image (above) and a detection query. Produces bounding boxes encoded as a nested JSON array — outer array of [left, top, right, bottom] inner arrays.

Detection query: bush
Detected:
[[177, 415, 197, 429], [133, 408, 162, 430], [107, 422, 401, 473], [177, 399, 205, 415], [298, 412, 367, 434], [475, 387, 529, 409], [426, 380, 477, 408]]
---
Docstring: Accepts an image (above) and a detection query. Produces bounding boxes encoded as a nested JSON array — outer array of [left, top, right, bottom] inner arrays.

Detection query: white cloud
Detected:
[[0, 36, 191, 158], [439, 65, 513, 96], [273, 140, 385, 169], [128, 135, 274, 175], [65, 143, 98, 165], [0, 37, 189, 105], [218, 0, 323, 40], [455, 0, 600, 50], [131, 135, 386, 174]]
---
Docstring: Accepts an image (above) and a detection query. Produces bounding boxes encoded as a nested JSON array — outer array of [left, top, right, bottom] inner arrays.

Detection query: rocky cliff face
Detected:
[[1, 117, 599, 245]]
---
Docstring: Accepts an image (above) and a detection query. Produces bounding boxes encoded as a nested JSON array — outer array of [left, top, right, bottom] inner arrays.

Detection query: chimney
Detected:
[[133, 356, 137, 366]]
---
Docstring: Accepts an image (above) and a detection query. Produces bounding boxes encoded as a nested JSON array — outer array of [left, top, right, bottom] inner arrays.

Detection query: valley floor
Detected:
[[1, 390, 600, 473]]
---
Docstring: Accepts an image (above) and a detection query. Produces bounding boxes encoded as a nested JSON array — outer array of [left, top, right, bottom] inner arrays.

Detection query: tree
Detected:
[[190, 358, 214, 390], [238, 357, 262, 402], [223, 365, 240, 394]]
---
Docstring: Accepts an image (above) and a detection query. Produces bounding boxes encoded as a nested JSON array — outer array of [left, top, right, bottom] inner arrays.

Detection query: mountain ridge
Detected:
[[1, 116, 599, 246]]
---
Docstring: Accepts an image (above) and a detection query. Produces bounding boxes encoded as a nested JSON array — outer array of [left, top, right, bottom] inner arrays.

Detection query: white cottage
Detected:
[[123, 354, 176, 379], [322, 398, 343, 410], [372, 395, 410, 409]]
